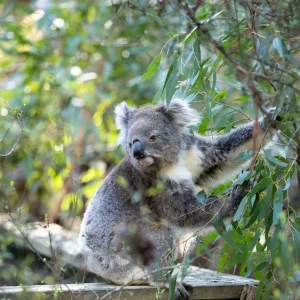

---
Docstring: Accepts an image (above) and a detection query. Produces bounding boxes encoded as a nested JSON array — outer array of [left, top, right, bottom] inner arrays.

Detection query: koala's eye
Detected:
[[129, 143, 132, 148], [149, 135, 156, 142]]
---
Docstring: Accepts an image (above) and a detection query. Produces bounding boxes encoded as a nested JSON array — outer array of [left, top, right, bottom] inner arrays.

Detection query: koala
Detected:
[[79, 99, 276, 292]]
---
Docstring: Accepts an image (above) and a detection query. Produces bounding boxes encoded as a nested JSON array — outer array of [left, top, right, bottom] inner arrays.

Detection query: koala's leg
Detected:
[[79, 225, 149, 285], [82, 250, 148, 285], [80, 221, 174, 286]]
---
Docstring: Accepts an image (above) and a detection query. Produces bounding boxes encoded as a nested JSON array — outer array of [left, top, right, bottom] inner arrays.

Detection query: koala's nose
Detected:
[[132, 140, 145, 160]]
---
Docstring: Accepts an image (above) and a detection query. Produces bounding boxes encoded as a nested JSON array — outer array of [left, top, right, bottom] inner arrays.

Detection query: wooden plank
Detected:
[[0, 283, 252, 300], [240, 285, 257, 300], [0, 214, 84, 270], [0, 215, 259, 299], [0, 267, 258, 299]]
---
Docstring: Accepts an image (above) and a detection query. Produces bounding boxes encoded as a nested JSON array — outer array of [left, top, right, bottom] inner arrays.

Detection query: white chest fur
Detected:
[[159, 145, 205, 183]]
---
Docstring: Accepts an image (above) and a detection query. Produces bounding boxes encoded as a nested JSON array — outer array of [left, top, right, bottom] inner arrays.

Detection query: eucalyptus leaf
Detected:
[[213, 218, 241, 251], [233, 96, 249, 102], [182, 26, 198, 45], [257, 36, 272, 64], [243, 200, 262, 229], [248, 178, 272, 200], [165, 73, 179, 106], [255, 261, 269, 272], [272, 202, 283, 226], [140, 53, 162, 82], [168, 275, 177, 300]]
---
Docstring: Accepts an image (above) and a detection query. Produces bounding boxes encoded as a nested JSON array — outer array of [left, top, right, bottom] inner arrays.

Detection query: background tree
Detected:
[[0, 0, 299, 299]]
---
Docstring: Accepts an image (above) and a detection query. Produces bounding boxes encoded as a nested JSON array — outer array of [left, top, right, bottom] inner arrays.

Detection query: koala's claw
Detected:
[[174, 283, 193, 300], [231, 180, 251, 202], [232, 182, 248, 194], [267, 107, 283, 122]]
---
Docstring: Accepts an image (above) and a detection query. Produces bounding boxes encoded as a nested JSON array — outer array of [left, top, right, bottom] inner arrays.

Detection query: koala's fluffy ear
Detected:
[[166, 98, 199, 127], [114, 102, 136, 146]]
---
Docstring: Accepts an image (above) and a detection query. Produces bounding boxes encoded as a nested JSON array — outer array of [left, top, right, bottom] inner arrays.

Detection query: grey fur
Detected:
[[79, 99, 276, 285]]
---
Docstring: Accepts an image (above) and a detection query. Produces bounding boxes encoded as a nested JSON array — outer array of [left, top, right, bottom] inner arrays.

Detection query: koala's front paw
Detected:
[[267, 107, 283, 122], [260, 107, 283, 130], [231, 180, 251, 204], [174, 283, 193, 300]]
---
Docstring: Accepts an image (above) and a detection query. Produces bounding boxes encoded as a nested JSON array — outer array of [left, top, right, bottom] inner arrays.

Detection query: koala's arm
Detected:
[[159, 181, 248, 228], [193, 115, 277, 188]]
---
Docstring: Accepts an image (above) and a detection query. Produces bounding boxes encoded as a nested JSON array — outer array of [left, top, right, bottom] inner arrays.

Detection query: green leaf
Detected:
[[193, 37, 201, 65], [195, 5, 210, 21], [250, 230, 262, 252], [219, 18, 246, 42], [213, 218, 241, 251], [205, 11, 224, 23], [281, 236, 294, 276], [165, 73, 179, 106], [233, 196, 247, 221], [262, 183, 274, 216], [182, 26, 198, 44], [168, 274, 177, 300], [211, 71, 217, 92], [205, 95, 212, 120], [270, 224, 281, 258], [272, 202, 283, 226], [196, 191, 207, 205], [233, 150, 254, 162], [255, 261, 269, 272], [276, 189, 283, 202], [200, 57, 211, 67], [243, 199, 262, 229], [265, 212, 273, 238], [248, 178, 272, 200], [244, 256, 253, 278], [198, 113, 210, 134], [206, 53, 222, 80], [214, 112, 232, 129], [211, 90, 228, 102], [140, 52, 162, 82], [232, 220, 243, 235], [255, 280, 265, 300], [293, 225, 300, 265], [162, 56, 178, 94], [211, 104, 224, 116], [286, 53, 300, 68], [196, 230, 219, 255], [152, 85, 164, 102], [283, 177, 291, 190], [263, 150, 288, 167], [272, 38, 288, 57], [257, 36, 272, 63], [233, 96, 249, 102], [181, 255, 191, 277]]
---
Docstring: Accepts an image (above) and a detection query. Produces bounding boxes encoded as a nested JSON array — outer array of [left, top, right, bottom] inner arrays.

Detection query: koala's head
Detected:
[[115, 99, 199, 172]]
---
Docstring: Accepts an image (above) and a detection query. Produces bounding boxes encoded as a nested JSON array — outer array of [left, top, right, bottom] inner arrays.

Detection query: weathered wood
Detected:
[[0, 214, 84, 270], [240, 285, 257, 300], [0, 267, 258, 299], [0, 215, 259, 299]]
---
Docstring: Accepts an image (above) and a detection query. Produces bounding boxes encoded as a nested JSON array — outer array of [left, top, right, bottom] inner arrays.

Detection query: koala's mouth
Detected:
[[138, 156, 154, 167]]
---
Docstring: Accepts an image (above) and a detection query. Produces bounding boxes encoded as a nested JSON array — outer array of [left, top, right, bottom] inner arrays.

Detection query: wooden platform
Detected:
[[0, 267, 258, 299], [0, 215, 258, 299]]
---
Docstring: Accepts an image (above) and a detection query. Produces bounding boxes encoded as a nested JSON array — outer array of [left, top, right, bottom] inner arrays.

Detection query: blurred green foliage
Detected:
[[0, 0, 300, 299]]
